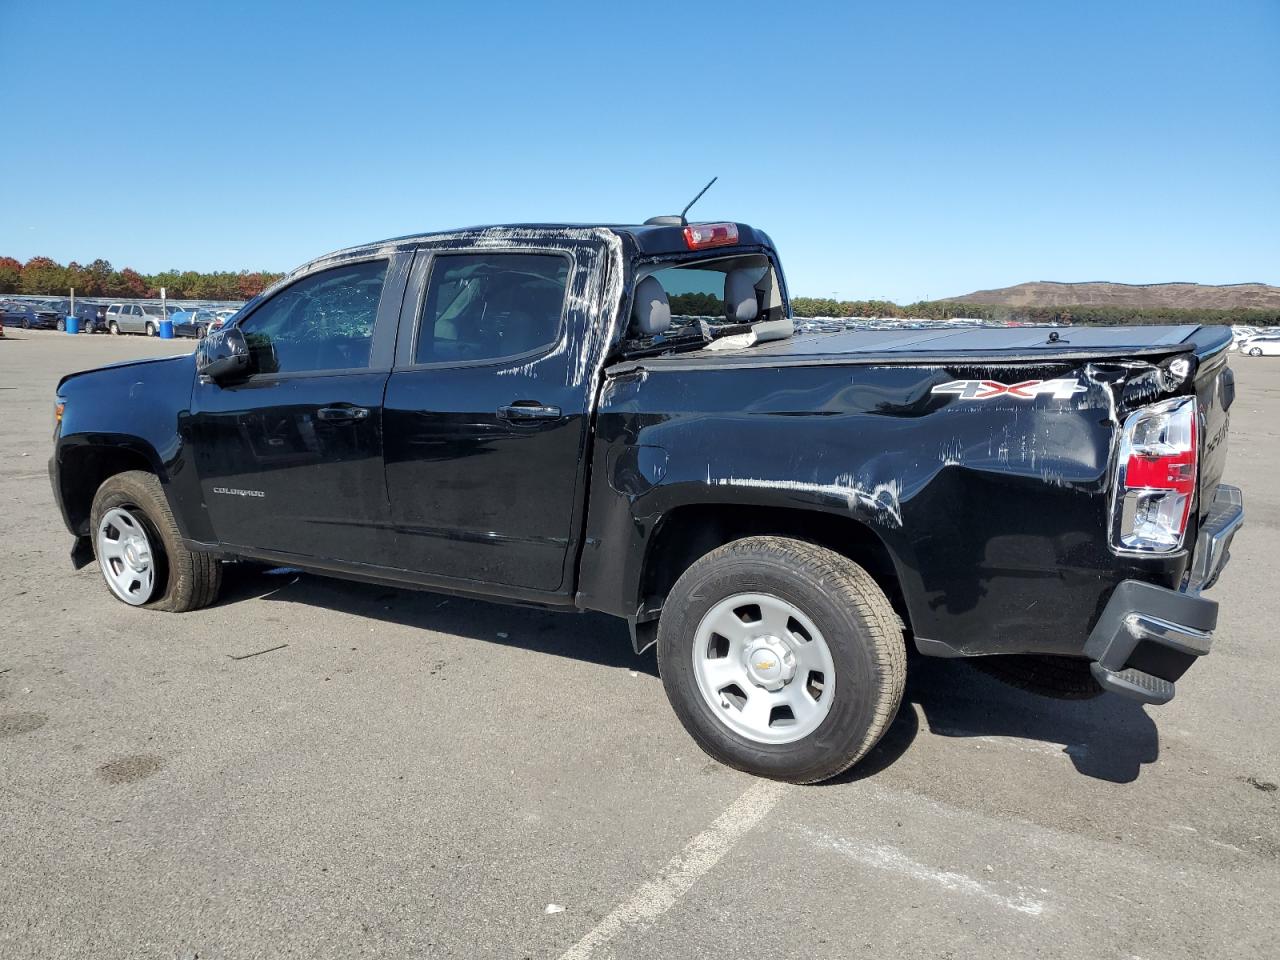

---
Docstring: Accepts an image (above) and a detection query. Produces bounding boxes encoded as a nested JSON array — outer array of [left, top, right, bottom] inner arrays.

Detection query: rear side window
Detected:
[[415, 253, 568, 364], [239, 260, 388, 375]]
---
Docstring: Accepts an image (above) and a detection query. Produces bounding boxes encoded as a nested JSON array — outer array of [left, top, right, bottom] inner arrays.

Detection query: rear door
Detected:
[[189, 253, 410, 565], [383, 241, 606, 592]]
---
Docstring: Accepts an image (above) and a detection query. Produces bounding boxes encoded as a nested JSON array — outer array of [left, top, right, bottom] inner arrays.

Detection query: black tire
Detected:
[[1249, 347, 1262, 357], [22, 318, 31, 329], [145, 321, 156, 337], [970, 655, 1104, 700], [90, 470, 221, 612], [56, 319, 66, 332], [109, 321, 120, 336], [657, 536, 906, 783]]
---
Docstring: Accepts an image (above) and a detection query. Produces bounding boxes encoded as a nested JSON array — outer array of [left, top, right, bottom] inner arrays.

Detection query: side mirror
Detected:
[[196, 327, 251, 382]]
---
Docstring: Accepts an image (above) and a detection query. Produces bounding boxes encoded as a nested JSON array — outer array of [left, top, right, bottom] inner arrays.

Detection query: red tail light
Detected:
[[1112, 396, 1198, 553], [683, 223, 738, 250]]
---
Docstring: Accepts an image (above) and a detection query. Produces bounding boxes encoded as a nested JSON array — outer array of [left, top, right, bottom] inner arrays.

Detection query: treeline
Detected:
[[0, 256, 285, 301], [790, 296, 1280, 326], [5, 253, 1275, 325]]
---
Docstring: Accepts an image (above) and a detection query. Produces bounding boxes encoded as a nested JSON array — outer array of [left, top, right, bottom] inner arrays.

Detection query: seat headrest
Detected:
[[632, 276, 671, 336], [724, 269, 759, 324]]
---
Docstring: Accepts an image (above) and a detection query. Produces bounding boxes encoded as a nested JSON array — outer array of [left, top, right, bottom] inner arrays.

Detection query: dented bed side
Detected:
[[577, 332, 1231, 660]]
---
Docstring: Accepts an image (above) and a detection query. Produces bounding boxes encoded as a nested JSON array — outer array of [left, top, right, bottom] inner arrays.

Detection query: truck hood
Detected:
[[56, 352, 195, 394]]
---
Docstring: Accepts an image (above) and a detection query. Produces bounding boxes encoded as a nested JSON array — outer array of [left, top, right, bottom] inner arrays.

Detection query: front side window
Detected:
[[239, 259, 388, 375], [415, 253, 568, 364]]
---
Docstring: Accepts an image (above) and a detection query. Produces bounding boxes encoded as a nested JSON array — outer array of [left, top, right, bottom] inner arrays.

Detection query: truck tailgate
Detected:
[[1191, 330, 1234, 522]]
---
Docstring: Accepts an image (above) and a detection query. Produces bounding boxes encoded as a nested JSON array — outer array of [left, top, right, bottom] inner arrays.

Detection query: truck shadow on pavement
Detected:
[[848, 654, 1160, 785], [220, 564, 659, 676], [223, 567, 1158, 784]]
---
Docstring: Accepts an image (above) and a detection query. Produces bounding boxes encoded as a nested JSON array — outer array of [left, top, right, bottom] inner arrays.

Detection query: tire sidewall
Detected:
[[659, 549, 886, 781], [90, 477, 172, 609]]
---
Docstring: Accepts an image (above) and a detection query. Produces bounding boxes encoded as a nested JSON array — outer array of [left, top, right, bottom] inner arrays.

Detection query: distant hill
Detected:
[[949, 281, 1280, 311]]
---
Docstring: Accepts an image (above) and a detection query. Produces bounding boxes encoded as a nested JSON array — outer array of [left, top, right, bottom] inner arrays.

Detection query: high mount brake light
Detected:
[[683, 222, 738, 250], [1111, 396, 1198, 554]]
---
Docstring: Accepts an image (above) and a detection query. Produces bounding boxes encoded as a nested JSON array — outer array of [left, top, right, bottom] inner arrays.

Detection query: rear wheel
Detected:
[[109, 320, 120, 335], [90, 471, 221, 612], [1249, 347, 1263, 357], [56, 318, 66, 332], [658, 536, 906, 783], [22, 318, 31, 329]]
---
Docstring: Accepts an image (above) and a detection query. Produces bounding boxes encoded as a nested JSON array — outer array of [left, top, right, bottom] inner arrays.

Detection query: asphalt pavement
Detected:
[[1, 328, 1276, 959]]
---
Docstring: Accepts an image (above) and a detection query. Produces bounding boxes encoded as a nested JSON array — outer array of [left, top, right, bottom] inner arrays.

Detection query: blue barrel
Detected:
[[159, 319, 174, 339], [65, 315, 79, 335]]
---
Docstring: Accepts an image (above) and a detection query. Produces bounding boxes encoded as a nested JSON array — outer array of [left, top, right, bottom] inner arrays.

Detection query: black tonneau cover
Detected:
[[610, 324, 1228, 372]]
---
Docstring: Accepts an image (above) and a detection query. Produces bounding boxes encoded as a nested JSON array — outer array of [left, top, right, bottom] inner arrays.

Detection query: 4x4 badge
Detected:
[[932, 378, 1087, 401]]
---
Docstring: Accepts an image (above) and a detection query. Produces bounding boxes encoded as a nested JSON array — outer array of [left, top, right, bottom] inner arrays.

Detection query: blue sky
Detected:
[[1, 0, 1276, 302]]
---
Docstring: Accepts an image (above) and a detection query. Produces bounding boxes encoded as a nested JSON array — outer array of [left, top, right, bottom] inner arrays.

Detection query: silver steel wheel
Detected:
[[691, 592, 836, 744], [97, 507, 157, 606], [1249, 347, 1262, 357]]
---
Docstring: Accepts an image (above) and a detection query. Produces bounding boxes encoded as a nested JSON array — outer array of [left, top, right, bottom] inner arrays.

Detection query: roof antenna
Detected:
[[645, 177, 718, 226]]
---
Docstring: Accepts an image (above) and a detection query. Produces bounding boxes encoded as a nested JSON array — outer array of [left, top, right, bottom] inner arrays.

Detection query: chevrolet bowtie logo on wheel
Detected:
[[931, 378, 1088, 401]]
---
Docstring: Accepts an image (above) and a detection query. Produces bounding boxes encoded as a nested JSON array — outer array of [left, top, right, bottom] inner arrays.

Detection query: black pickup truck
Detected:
[[50, 220, 1243, 782]]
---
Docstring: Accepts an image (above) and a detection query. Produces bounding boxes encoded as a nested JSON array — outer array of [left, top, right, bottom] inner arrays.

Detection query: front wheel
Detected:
[[90, 470, 221, 612], [109, 321, 120, 335], [658, 537, 906, 783], [22, 318, 31, 329], [145, 321, 156, 337], [56, 318, 66, 332], [1249, 347, 1263, 357]]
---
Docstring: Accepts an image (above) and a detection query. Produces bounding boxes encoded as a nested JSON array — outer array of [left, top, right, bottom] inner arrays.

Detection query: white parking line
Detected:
[[794, 824, 1047, 916], [557, 779, 788, 960]]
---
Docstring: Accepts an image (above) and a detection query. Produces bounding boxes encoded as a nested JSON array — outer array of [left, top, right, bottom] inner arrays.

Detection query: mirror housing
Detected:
[[196, 327, 251, 382]]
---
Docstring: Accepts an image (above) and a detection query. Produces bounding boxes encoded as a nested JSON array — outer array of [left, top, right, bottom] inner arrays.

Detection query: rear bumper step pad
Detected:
[[1085, 580, 1219, 706]]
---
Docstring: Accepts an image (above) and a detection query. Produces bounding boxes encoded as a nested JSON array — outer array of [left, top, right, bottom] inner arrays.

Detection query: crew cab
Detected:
[[49, 221, 1243, 782]]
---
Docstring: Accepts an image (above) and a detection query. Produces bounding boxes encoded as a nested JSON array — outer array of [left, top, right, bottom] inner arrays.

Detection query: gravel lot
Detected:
[[2, 329, 1277, 960]]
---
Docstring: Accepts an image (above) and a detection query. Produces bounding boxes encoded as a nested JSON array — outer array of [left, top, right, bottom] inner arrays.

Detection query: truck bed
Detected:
[[609, 324, 1228, 372]]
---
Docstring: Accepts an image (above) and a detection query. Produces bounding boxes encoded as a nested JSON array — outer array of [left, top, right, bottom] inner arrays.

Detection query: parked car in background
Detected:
[[41, 299, 109, 333], [104, 302, 169, 336], [0, 299, 62, 330], [1230, 326, 1263, 352], [1239, 335, 1280, 357], [171, 308, 220, 339]]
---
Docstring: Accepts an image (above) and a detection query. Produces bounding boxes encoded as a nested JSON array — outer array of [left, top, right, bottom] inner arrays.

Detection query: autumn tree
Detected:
[[0, 256, 21, 293], [20, 256, 69, 295]]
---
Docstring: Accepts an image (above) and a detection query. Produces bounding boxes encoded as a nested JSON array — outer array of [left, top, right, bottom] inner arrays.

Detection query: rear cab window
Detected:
[[637, 253, 785, 339]]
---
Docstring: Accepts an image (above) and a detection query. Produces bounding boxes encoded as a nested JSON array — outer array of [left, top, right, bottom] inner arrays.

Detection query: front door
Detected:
[[189, 254, 407, 565], [383, 246, 599, 592]]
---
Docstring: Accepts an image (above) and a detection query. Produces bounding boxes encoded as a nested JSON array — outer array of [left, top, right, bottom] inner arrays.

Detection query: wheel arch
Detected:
[[629, 502, 911, 653], [55, 438, 167, 537]]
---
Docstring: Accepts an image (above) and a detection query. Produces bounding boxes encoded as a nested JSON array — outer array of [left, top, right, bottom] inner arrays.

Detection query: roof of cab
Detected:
[[325, 221, 776, 261]]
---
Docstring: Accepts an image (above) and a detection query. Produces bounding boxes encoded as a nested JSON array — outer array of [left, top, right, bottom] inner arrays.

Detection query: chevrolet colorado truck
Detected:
[[50, 220, 1244, 782]]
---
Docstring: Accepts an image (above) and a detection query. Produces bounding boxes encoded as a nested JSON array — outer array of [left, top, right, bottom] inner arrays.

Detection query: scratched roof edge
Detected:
[[307, 222, 776, 263]]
